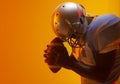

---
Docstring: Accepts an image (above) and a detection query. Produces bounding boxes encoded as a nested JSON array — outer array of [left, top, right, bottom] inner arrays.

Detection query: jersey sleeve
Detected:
[[87, 14, 120, 53], [97, 21, 120, 53]]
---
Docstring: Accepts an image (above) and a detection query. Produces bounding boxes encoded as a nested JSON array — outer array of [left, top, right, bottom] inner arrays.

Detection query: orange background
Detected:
[[0, 0, 120, 84]]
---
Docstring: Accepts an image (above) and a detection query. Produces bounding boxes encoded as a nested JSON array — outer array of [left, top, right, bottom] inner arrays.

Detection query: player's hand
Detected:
[[44, 37, 71, 68]]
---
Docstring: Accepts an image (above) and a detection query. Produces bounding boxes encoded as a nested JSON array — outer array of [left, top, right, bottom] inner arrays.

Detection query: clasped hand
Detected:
[[44, 37, 71, 68]]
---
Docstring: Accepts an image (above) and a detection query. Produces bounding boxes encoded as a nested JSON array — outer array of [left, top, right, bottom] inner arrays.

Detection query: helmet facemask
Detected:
[[63, 16, 86, 48]]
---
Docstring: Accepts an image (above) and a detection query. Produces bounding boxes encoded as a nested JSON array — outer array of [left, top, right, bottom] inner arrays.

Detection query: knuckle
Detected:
[[43, 54, 47, 58], [44, 49, 47, 53]]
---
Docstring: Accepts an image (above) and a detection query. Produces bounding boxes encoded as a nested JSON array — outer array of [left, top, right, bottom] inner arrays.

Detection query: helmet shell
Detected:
[[51, 2, 88, 40]]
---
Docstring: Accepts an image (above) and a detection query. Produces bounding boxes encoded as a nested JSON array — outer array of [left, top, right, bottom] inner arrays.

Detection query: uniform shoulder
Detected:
[[86, 14, 120, 52], [93, 14, 119, 23], [88, 14, 120, 31]]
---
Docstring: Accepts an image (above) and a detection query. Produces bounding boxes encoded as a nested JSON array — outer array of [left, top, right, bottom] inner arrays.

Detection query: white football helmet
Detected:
[[51, 2, 88, 47]]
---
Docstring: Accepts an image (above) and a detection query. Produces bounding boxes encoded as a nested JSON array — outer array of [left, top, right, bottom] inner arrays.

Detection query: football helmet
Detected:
[[51, 2, 88, 47]]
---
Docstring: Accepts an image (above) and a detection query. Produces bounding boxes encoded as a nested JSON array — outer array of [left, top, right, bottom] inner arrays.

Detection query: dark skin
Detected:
[[44, 37, 117, 83], [44, 38, 71, 67]]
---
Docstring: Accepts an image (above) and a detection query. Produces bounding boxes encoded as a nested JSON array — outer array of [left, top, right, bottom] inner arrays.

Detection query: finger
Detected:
[[43, 53, 48, 58], [44, 58, 50, 64], [44, 48, 51, 53], [44, 53, 51, 58], [44, 58, 48, 63], [44, 47, 56, 53], [44, 55, 56, 65], [44, 49, 47, 53], [44, 58, 53, 65], [47, 44, 51, 48], [44, 52, 57, 58]]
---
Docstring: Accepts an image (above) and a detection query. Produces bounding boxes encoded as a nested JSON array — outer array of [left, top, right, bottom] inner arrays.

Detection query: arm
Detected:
[[44, 37, 116, 82], [69, 50, 117, 82]]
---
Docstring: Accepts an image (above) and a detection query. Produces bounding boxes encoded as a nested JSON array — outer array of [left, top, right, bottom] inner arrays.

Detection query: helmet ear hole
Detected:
[[80, 18, 83, 24], [62, 5, 65, 8]]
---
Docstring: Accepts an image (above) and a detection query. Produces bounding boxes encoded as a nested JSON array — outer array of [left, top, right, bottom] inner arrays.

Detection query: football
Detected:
[[48, 37, 63, 73], [49, 65, 61, 73]]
